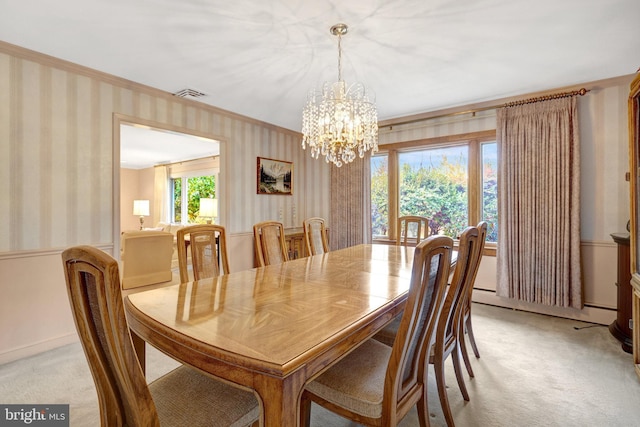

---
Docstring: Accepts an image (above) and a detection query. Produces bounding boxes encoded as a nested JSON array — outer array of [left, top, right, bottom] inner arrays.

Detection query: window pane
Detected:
[[482, 142, 498, 241], [398, 146, 468, 238], [187, 176, 216, 223], [371, 154, 389, 238], [171, 178, 182, 223]]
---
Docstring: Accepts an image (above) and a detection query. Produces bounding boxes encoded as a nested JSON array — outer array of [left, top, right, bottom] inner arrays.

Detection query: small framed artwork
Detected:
[[257, 157, 293, 195]]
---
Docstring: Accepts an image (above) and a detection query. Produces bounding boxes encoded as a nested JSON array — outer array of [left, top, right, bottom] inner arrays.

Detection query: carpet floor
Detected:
[[1, 303, 639, 426]]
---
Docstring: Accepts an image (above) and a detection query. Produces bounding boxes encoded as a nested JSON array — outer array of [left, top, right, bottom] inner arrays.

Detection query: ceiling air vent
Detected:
[[172, 88, 206, 98]]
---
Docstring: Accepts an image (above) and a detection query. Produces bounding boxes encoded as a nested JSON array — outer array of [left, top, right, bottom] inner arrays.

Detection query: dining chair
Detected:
[[302, 217, 329, 255], [253, 220, 289, 267], [397, 215, 430, 246], [430, 226, 481, 427], [300, 235, 454, 427], [373, 215, 431, 344], [61, 245, 260, 427], [372, 226, 481, 427], [459, 221, 488, 377], [176, 224, 230, 283]]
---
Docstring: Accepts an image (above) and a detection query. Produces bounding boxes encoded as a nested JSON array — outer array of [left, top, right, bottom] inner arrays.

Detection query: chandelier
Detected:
[[301, 23, 378, 167]]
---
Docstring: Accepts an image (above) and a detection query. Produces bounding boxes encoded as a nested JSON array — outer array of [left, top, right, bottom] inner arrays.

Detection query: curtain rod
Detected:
[[382, 88, 590, 129], [502, 87, 589, 107]]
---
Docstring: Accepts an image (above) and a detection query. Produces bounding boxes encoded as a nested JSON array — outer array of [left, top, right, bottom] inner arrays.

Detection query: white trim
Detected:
[[472, 289, 616, 326], [0, 333, 79, 365]]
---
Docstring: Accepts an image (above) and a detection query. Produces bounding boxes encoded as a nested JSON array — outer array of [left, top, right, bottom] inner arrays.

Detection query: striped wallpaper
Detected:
[[0, 41, 331, 254]]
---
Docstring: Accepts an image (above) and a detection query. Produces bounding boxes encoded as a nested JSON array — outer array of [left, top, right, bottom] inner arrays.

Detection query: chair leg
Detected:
[[417, 387, 431, 427], [460, 333, 475, 378], [300, 391, 312, 427], [452, 343, 470, 402], [466, 314, 480, 358], [434, 355, 455, 427]]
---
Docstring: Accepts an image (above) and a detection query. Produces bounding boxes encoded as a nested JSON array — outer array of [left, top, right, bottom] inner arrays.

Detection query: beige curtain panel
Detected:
[[496, 97, 582, 309], [329, 156, 372, 250]]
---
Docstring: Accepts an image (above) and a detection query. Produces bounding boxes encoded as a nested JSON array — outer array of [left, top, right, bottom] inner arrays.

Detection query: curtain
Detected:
[[153, 165, 168, 225], [329, 155, 372, 250], [496, 97, 582, 309]]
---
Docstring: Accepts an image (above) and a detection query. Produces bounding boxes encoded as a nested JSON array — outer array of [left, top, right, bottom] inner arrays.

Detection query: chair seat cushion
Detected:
[[305, 339, 392, 419], [150, 366, 259, 427]]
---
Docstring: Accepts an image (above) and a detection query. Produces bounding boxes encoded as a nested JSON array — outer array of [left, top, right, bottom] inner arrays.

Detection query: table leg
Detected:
[[130, 329, 146, 375], [253, 372, 305, 427]]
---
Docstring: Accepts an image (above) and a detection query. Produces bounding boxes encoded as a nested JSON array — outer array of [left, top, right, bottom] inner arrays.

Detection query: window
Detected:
[[371, 154, 389, 238], [371, 131, 497, 246], [399, 145, 468, 237], [170, 174, 216, 224], [481, 142, 498, 242]]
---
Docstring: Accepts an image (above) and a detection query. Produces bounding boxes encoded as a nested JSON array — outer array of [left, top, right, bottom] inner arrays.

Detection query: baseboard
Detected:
[[0, 333, 79, 365], [472, 289, 617, 326]]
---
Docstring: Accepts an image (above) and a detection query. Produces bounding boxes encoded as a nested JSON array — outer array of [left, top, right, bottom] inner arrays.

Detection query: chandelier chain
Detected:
[[337, 33, 342, 82]]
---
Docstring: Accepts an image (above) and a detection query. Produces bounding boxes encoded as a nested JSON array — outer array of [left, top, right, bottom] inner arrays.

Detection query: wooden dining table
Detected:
[[124, 243, 454, 427]]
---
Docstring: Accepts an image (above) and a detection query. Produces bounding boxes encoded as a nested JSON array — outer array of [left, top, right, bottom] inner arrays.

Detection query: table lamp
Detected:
[[133, 199, 150, 230], [199, 198, 217, 224]]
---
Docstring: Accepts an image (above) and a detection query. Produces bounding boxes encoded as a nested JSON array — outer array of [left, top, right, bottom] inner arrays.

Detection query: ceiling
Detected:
[[120, 124, 219, 170], [2, 0, 639, 165]]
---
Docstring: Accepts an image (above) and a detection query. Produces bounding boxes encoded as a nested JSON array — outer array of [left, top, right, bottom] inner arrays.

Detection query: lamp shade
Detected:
[[200, 198, 218, 218], [133, 200, 150, 216]]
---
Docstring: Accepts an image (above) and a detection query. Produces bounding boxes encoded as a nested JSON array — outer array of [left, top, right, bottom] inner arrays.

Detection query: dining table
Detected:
[[124, 243, 456, 427]]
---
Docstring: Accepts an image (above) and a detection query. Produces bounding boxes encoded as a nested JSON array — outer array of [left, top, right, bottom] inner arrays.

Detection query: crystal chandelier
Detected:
[[302, 23, 378, 167]]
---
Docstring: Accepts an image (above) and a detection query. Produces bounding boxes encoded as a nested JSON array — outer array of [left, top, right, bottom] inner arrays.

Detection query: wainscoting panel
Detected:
[[471, 240, 617, 325]]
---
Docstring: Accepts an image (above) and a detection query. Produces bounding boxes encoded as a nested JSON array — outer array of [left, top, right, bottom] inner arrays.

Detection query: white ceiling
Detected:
[[2, 0, 639, 165], [120, 124, 219, 170]]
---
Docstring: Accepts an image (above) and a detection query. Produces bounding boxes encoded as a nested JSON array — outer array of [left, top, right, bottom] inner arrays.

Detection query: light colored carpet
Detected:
[[1, 303, 639, 426]]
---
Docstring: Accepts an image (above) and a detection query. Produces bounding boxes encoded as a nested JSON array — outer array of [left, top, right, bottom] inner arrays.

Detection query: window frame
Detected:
[[373, 130, 497, 256]]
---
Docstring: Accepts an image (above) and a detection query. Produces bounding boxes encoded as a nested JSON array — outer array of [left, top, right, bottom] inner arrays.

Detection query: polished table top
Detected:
[[125, 243, 454, 426]]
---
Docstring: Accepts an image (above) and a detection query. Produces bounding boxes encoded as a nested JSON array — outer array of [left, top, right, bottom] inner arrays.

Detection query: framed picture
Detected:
[[257, 157, 293, 195]]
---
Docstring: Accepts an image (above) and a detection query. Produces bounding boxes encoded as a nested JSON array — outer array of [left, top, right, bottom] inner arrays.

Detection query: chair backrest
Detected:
[[176, 224, 230, 283], [471, 221, 488, 284], [302, 217, 329, 256], [384, 235, 453, 419], [253, 221, 289, 267], [396, 215, 430, 246], [62, 246, 160, 427], [437, 226, 481, 344], [461, 221, 488, 309]]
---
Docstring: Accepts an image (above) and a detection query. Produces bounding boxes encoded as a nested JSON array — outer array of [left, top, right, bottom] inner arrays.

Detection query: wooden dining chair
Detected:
[[372, 226, 481, 427], [61, 246, 260, 427], [397, 215, 430, 246], [176, 224, 230, 283], [430, 226, 481, 427], [373, 215, 430, 345], [459, 221, 488, 377], [302, 217, 329, 256], [300, 235, 454, 427], [253, 220, 289, 267]]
